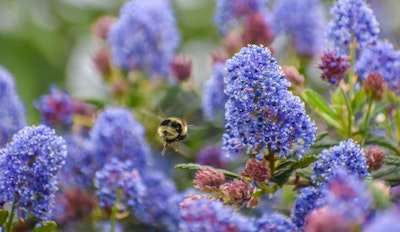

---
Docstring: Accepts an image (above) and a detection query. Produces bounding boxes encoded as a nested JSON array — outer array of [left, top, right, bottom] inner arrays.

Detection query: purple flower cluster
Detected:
[[318, 50, 351, 86], [271, 0, 326, 57], [202, 62, 228, 121], [0, 125, 67, 219], [197, 145, 228, 169], [0, 66, 27, 146], [356, 40, 400, 94], [108, 0, 180, 77], [34, 85, 75, 127], [327, 0, 380, 53], [214, 0, 268, 35], [364, 205, 400, 232], [255, 213, 297, 231], [94, 158, 145, 210], [89, 107, 152, 171], [179, 196, 255, 232], [290, 187, 322, 229], [222, 45, 316, 159], [312, 139, 369, 184]]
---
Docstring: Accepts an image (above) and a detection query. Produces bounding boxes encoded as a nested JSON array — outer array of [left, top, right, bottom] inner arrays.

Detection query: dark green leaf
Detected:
[[315, 132, 329, 142], [365, 136, 400, 155], [175, 163, 240, 179], [0, 210, 9, 226], [271, 155, 317, 186], [296, 169, 313, 180], [293, 154, 318, 169], [33, 221, 57, 232], [371, 165, 400, 179], [385, 156, 400, 166]]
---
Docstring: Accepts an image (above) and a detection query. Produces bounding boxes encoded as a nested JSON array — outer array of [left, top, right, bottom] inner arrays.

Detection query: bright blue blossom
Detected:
[[312, 139, 369, 184], [327, 0, 380, 53], [356, 40, 400, 94], [222, 45, 316, 159], [256, 213, 297, 232], [108, 0, 180, 77], [364, 205, 400, 232], [214, 0, 268, 35], [202, 63, 228, 121], [90, 107, 152, 171], [34, 85, 74, 127], [271, 0, 326, 56], [179, 196, 255, 232], [290, 187, 322, 229], [94, 158, 146, 210], [0, 66, 27, 146], [0, 125, 67, 219]]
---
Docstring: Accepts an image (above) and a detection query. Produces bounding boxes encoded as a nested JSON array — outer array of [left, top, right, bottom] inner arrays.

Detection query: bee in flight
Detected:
[[157, 117, 188, 155]]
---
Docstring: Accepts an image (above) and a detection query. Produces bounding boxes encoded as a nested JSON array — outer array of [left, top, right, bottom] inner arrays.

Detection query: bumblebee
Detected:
[[157, 117, 188, 155]]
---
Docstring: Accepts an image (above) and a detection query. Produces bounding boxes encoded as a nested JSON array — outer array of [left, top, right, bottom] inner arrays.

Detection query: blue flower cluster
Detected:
[[271, 0, 326, 57], [0, 66, 27, 146], [255, 213, 297, 231], [108, 0, 180, 77], [94, 158, 145, 210], [312, 139, 369, 184], [0, 125, 67, 219], [34, 85, 75, 127], [90, 107, 152, 171], [356, 40, 400, 94], [327, 0, 380, 53], [364, 205, 400, 232], [202, 62, 228, 121], [179, 196, 255, 232], [222, 45, 316, 159], [290, 187, 322, 229], [214, 0, 268, 35]]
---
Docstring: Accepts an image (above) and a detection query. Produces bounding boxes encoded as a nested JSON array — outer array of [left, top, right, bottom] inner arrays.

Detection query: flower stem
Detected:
[[265, 150, 275, 176], [110, 188, 122, 232], [7, 198, 18, 232]]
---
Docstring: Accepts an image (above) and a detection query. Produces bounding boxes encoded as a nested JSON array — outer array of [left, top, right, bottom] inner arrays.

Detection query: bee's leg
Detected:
[[161, 143, 168, 156], [175, 141, 179, 152]]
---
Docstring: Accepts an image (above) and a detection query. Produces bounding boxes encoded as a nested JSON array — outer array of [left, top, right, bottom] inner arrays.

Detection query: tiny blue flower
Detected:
[[0, 125, 67, 219], [0, 66, 27, 146], [312, 139, 369, 184], [90, 107, 152, 171], [214, 0, 268, 35], [327, 0, 380, 54], [271, 0, 326, 57], [222, 45, 316, 159], [202, 62, 228, 121], [108, 0, 180, 77]]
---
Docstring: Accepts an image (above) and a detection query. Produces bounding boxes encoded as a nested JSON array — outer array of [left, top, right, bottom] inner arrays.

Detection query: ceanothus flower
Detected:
[[255, 213, 297, 231], [202, 62, 228, 121], [271, 0, 326, 57], [327, 0, 380, 54], [364, 204, 400, 232], [290, 187, 322, 230], [0, 125, 67, 219], [34, 85, 74, 127], [312, 139, 369, 185], [179, 196, 255, 232], [214, 0, 268, 35], [0, 66, 27, 146], [108, 0, 180, 77], [94, 158, 145, 210], [90, 107, 152, 171], [356, 40, 400, 94], [222, 45, 316, 159]]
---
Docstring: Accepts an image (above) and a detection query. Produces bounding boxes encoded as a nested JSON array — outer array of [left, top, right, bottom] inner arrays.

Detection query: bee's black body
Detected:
[[157, 117, 188, 155]]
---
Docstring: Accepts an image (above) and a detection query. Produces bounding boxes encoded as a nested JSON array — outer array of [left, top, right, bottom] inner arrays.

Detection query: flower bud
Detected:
[[193, 168, 226, 192], [318, 50, 350, 86], [92, 15, 116, 40], [92, 47, 111, 75], [283, 66, 304, 92], [170, 55, 192, 82], [241, 158, 270, 182], [220, 179, 253, 207], [363, 73, 385, 101], [242, 13, 274, 47], [364, 146, 385, 171]]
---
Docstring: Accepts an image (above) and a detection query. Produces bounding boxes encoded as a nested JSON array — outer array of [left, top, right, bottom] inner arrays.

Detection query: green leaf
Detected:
[[175, 163, 240, 179], [315, 132, 329, 142], [365, 136, 400, 155], [351, 89, 367, 115], [271, 155, 318, 186], [293, 154, 318, 169], [0, 210, 9, 226], [384, 156, 400, 166], [369, 101, 389, 121], [33, 221, 57, 232], [302, 89, 343, 130], [366, 180, 391, 209], [371, 165, 400, 179], [296, 168, 313, 180]]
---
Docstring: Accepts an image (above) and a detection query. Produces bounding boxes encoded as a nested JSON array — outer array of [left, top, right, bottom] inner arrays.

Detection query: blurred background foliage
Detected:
[[0, 0, 399, 124]]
